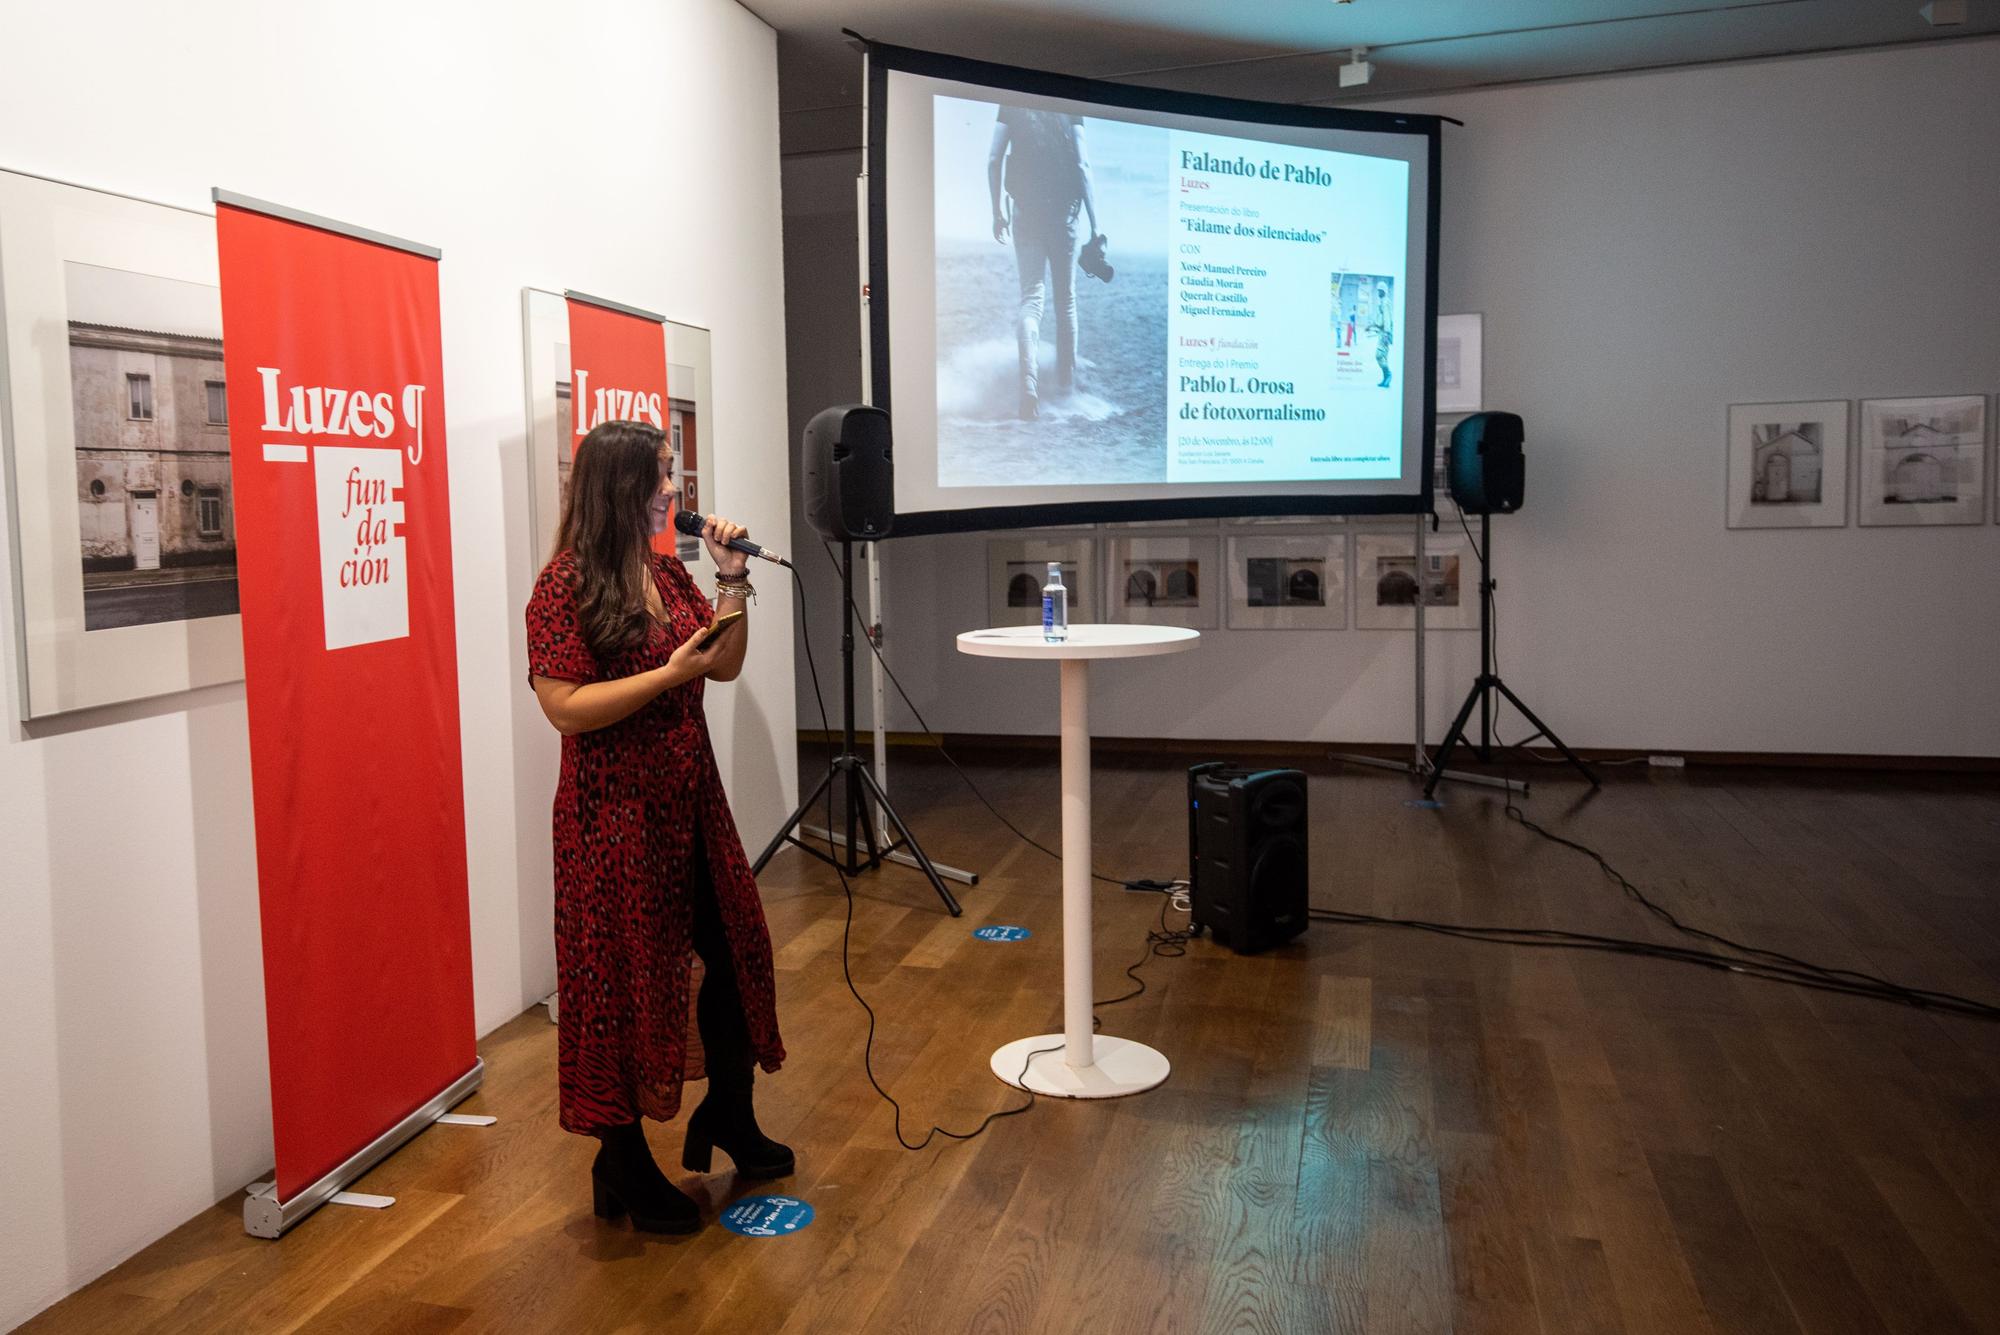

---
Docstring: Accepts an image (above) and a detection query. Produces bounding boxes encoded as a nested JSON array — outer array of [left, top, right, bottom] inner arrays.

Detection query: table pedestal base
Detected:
[[990, 1035, 1171, 1099]]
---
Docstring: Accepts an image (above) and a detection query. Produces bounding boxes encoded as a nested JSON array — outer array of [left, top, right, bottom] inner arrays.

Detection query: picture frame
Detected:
[[1855, 395, 1987, 527], [1225, 531, 1347, 631], [521, 287, 712, 567], [1725, 400, 1850, 529], [1106, 534, 1218, 629], [0, 169, 245, 719], [1435, 313, 1483, 414], [1433, 416, 1463, 520], [985, 535, 1095, 627], [1354, 525, 1475, 630]]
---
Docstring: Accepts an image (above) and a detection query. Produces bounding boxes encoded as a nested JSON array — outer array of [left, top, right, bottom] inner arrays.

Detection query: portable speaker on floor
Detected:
[[1187, 763, 1309, 955]]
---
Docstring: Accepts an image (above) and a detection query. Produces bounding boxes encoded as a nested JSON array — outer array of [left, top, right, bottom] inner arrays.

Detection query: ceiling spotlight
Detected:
[[1339, 46, 1374, 88], [1921, 0, 1966, 23]]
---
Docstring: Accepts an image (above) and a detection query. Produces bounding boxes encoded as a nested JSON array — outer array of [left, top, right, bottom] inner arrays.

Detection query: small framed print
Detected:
[[1354, 526, 1475, 631], [1856, 395, 1987, 527], [1436, 313, 1483, 414], [1433, 417, 1463, 519], [986, 535, 1094, 627], [1226, 532, 1346, 631], [1726, 400, 1850, 529], [1108, 535, 1217, 629]]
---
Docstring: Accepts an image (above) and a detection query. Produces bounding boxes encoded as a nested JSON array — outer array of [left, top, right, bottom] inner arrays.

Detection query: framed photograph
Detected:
[[1107, 535, 1218, 629], [1725, 400, 1850, 529], [1856, 395, 1987, 527], [0, 170, 244, 718], [1354, 526, 1475, 630], [1433, 417, 1463, 519], [986, 535, 1094, 627], [1225, 532, 1347, 630], [522, 287, 711, 566], [1436, 313, 1483, 414]]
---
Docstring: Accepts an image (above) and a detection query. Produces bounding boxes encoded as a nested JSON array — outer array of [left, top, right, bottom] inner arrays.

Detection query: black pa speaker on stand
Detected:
[[1447, 411, 1526, 515], [1187, 764, 1309, 954], [752, 406, 962, 917], [1425, 413, 1597, 798], [801, 403, 894, 541]]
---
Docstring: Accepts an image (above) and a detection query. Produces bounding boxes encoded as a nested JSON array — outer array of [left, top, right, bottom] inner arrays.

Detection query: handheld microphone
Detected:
[[673, 508, 791, 568]]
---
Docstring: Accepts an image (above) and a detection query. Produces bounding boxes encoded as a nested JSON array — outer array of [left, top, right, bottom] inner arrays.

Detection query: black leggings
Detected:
[[688, 827, 750, 1084]]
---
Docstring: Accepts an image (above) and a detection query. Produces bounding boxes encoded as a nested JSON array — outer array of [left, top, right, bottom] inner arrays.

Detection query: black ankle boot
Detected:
[[591, 1121, 702, 1234], [681, 1069, 794, 1180]]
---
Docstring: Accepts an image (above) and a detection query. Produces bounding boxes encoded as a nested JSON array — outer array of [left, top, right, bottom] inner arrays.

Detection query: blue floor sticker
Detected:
[[973, 925, 1032, 942], [1404, 798, 1444, 810], [720, 1195, 814, 1237]]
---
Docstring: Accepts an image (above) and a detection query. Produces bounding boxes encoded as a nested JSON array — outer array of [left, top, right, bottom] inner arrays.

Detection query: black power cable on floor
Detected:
[[1409, 513, 2000, 1021], [815, 535, 1998, 1021], [786, 565, 1189, 1152], [816, 540, 1181, 896]]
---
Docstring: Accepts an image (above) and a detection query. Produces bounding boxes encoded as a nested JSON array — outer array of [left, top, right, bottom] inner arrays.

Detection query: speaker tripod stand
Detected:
[[753, 540, 962, 916], [1423, 510, 1598, 800]]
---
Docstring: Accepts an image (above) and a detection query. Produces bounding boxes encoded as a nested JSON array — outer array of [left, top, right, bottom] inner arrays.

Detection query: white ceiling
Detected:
[[756, 0, 2000, 119]]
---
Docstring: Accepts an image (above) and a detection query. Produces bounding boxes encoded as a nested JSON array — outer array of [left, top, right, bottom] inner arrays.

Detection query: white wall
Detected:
[[787, 37, 2000, 758], [0, 0, 795, 1326]]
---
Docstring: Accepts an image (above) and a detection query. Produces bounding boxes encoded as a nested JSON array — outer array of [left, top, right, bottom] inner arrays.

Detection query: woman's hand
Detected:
[[665, 618, 731, 686], [699, 512, 751, 578]]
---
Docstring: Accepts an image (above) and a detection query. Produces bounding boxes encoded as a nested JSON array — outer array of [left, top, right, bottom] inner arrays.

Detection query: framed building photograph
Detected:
[[1225, 532, 1346, 631], [1856, 395, 1987, 527], [1725, 400, 1850, 529], [1435, 313, 1483, 414], [522, 288, 711, 567], [0, 170, 245, 718], [1108, 534, 1218, 629], [1354, 526, 1476, 631], [986, 535, 1095, 627]]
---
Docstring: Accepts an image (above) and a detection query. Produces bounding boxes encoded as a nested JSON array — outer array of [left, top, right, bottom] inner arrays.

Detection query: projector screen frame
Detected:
[[863, 40, 1445, 538]]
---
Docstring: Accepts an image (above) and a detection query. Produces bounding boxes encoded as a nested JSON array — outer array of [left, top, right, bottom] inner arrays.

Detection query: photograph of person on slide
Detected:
[[988, 106, 1102, 420], [934, 94, 1169, 488]]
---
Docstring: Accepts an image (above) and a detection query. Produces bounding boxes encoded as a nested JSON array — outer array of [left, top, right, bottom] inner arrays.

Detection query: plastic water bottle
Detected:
[[1041, 562, 1069, 643]]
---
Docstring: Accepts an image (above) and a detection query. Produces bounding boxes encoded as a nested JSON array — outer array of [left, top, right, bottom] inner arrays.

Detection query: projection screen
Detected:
[[866, 42, 1444, 536]]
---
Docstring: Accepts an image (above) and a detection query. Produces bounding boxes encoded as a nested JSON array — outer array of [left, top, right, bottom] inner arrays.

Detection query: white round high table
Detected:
[[956, 623, 1200, 1097]]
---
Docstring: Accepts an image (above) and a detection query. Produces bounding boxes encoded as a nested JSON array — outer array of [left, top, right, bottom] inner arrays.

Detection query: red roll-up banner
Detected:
[[564, 293, 675, 553], [216, 197, 475, 1210]]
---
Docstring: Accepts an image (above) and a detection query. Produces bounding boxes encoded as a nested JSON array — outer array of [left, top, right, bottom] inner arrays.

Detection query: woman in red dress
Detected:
[[525, 419, 789, 1235]]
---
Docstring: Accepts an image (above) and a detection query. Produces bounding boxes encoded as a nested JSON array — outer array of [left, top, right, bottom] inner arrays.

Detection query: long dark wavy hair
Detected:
[[552, 419, 673, 657]]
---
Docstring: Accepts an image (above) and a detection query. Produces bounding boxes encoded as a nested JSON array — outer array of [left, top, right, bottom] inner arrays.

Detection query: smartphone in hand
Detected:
[[696, 609, 746, 652]]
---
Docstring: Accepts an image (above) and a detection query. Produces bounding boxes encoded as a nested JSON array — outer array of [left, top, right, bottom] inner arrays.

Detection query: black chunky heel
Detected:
[[682, 1084, 795, 1180], [590, 1124, 703, 1234], [592, 1176, 625, 1220]]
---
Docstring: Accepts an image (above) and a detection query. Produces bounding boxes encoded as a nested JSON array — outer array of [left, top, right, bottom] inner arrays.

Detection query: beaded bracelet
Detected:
[[714, 577, 756, 603]]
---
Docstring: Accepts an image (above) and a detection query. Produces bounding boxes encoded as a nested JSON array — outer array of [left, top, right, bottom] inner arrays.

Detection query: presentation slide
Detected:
[[932, 95, 1409, 489], [877, 52, 1438, 533]]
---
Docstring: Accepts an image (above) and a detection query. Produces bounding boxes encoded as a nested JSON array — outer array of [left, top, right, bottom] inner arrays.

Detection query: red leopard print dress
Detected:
[[526, 550, 785, 1135]]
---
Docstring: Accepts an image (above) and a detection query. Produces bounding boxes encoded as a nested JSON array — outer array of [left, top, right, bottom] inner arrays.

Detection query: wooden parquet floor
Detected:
[[21, 749, 2000, 1334]]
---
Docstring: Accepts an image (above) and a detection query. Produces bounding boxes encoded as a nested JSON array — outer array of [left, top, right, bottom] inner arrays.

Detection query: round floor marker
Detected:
[[719, 1195, 814, 1237], [972, 924, 1032, 942]]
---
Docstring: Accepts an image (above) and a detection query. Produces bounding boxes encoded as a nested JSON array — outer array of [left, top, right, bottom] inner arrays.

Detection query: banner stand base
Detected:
[[243, 1057, 484, 1238], [329, 1191, 395, 1209]]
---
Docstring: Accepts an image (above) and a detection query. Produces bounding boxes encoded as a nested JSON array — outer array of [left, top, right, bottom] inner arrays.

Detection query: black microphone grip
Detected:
[[673, 507, 791, 568]]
